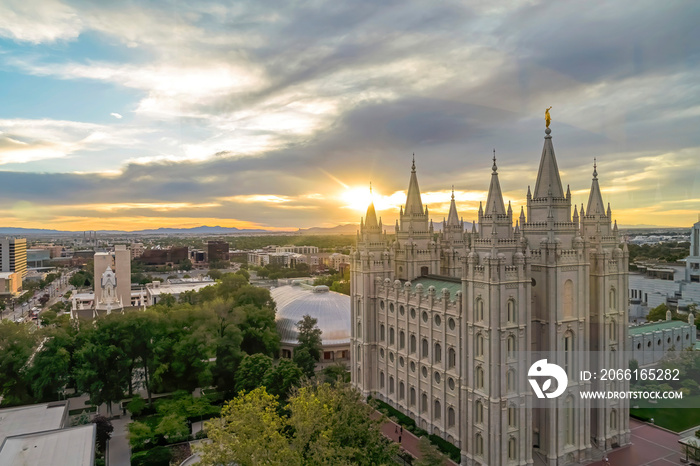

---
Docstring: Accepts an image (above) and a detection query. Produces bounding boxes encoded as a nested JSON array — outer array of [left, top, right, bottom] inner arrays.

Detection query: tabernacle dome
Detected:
[[271, 283, 351, 367]]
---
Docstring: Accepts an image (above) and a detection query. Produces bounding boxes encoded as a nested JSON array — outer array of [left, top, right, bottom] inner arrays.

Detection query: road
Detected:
[[1, 270, 76, 323]]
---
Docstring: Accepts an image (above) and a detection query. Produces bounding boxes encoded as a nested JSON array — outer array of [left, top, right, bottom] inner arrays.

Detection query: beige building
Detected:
[[0, 238, 27, 279], [0, 271, 21, 298], [130, 242, 145, 259], [351, 125, 630, 465]]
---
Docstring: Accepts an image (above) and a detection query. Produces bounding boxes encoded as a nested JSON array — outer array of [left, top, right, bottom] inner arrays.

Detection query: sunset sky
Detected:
[[0, 0, 698, 231]]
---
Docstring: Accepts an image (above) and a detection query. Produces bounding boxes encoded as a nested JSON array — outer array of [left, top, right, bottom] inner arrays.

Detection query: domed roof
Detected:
[[271, 285, 351, 346]]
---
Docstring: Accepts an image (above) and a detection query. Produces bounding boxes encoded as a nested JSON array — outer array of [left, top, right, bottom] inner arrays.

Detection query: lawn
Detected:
[[630, 395, 700, 432]]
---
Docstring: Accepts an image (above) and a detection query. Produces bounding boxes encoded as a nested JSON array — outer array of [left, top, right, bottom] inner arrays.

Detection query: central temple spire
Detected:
[[446, 184, 460, 226], [485, 150, 506, 216], [404, 153, 424, 215], [533, 127, 564, 199]]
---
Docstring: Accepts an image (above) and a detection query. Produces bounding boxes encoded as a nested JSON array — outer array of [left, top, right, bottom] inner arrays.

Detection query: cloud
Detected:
[[0, 1, 697, 229]]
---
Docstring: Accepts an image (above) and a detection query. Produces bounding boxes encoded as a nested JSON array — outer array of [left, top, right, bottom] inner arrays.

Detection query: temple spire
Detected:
[[404, 154, 424, 215], [586, 159, 605, 215], [485, 150, 506, 216], [364, 183, 378, 228], [447, 185, 460, 226], [533, 127, 564, 198]]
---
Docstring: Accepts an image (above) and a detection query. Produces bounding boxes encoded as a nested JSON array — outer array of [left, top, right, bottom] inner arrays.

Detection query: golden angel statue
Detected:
[[545, 106, 552, 128]]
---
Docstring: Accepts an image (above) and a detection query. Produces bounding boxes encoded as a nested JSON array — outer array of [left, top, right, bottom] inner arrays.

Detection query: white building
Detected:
[[627, 314, 697, 366], [145, 278, 216, 305], [271, 284, 350, 367], [351, 124, 630, 465]]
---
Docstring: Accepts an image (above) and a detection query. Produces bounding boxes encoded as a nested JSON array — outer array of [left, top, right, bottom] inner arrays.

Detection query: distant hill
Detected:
[[0, 225, 275, 236], [297, 224, 359, 235]]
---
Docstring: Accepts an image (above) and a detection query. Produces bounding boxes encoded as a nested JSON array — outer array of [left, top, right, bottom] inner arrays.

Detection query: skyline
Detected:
[[0, 1, 698, 231]]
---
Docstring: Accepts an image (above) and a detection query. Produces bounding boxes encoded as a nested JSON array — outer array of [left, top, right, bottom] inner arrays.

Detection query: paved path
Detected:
[[586, 419, 682, 466], [381, 417, 458, 466], [108, 412, 132, 466]]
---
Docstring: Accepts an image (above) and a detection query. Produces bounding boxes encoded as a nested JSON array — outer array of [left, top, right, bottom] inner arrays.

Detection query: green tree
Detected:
[[128, 421, 155, 450], [293, 315, 322, 378], [0, 321, 38, 405], [27, 328, 74, 401], [127, 394, 147, 417], [288, 382, 397, 465], [179, 258, 193, 271], [198, 387, 300, 466], [74, 326, 131, 416], [322, 363, 351, 385], [415, 435, 446, 466], [155, 413, 189, 443], [262, 359, 304, 399], [236, 354, 273, 393]]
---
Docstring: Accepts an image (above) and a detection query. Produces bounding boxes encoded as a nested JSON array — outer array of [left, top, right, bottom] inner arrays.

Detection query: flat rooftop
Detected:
[[628, 319, 690, 336], [0, 424, 95, 466], [0, 402, 67, 446]]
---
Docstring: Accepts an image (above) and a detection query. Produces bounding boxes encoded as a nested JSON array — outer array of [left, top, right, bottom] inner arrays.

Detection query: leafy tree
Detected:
[[27, 328, 73, 401], [198, 387, 301, 466], [288, 382, 397, 465], [128, 421, 155, 450], [292, 347, 316, 380], [91, 415, 114, 454], [74, 325, 131, 416], [415, 435, 446, 466], [207, 269, 223, 280], [0, 321, 38, 405], [236, 354, 273, 393], [179, 258, 193, 271], [293, 315, 322, 378], [262, 359, 304, 399], [127, 394, 147, 417], [322, 363, 351, 385], [239, 304, 280, 356], [155, 413, 190, 443], [131, 446, 173, 466]]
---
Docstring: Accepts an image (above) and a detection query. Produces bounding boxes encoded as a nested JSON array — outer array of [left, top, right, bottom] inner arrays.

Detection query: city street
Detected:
[[1, 270, 75, 323]]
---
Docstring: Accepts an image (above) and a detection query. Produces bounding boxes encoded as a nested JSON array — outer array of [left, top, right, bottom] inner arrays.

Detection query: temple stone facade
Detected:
[[350, 125, 630, 465]]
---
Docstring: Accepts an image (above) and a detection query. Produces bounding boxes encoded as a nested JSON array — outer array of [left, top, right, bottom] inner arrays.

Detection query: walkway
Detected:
[[381, 417, 458, 466], [586, 419, 682, 466], [108, 412, 132, 466]]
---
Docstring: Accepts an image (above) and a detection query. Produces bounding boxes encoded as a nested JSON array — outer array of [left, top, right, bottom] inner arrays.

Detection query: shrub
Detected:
[[130, 446, 172, 466]]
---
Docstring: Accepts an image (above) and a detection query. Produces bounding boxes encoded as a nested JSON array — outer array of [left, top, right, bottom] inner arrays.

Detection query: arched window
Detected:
[[410, 387, 416, 406], [422, 338, 429, 358], [448, 347, 456, 369], [609, 320, 616, 342], [507, 335, 516, 359], [507, 299, 516, 323], [380, 324, 385, 341], [399, 381, 405, 400], [563, 279, 574, 317], [434, 400, 441, 419], [410, 335, 416, 353], [475, 433, 484, 456], [357, 322, 362, 338], [389, 327, 395, 345], [399, 330, 405, 349], [476, 366, 484, 389], [421, 393, 428, 413], [434, 343, 442, 364], [564, 331, 574, 377], [610, 288, 617, 310], [564, 396, 575, 445], [389, 376, 394, 394], [448, 407, 455, 427], [507, 369, 515, 392], [356, 345, 361, 361], [475, 400, 484, 424], [475, 298, 484, 321], [508, 437, 517, 460], [476, 333, 484, 357], [380, 371, 385, 389], [508, 405, 517, 427], [610, 409, 617, 430], [357, 367, 361, 382]]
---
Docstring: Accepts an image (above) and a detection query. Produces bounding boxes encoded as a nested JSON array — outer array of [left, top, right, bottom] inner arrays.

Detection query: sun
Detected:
[[340, 186, 374, 213]]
